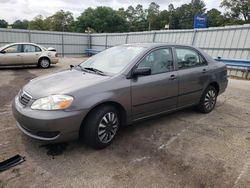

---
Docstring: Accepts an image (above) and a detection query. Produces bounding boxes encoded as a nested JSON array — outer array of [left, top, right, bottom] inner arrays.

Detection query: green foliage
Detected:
[[221, 0, 250, 22], [76, 7, 128, 33], [29, 15, 49, 30], [207, 9, 225, 27], [12, 20, 29, 29], [169, 0, 206, 29], [0, 19, 8, 28], [146, 2, 160, 30], [1, 0, 249, 33], [47, 10, 74, 32]]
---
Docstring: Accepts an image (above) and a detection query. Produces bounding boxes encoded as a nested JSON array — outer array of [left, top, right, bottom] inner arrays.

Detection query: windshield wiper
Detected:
[[76, 65, 88, 72], [82, 67, 106, 76]]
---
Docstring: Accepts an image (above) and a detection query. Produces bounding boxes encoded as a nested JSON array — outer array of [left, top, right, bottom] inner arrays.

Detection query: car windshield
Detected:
[[79, 46, 145, 74]]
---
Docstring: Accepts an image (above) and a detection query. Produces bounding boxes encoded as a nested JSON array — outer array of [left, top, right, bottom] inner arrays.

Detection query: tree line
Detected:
[[0, 0, 249, 33]]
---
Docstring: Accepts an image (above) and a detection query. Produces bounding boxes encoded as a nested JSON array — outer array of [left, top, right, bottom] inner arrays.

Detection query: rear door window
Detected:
[[23, 45, 36, 53], [176, 48, 207, 70]]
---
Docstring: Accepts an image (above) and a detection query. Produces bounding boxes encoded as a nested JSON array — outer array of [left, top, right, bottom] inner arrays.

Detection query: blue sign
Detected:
[[194, 14, 208, 29]]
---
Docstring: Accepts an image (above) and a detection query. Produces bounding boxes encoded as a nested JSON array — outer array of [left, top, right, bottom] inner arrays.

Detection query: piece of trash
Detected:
[[0, 155, 25, 172]]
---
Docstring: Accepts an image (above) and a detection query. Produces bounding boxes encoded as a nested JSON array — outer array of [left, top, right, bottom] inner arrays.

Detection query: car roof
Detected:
[[0, 42, 45, 51], [4, 42, 40, 46], [122, 42, 198, 49]]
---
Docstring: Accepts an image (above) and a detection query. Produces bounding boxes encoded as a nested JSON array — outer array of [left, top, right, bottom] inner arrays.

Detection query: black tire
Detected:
[[81, 105, 120, 149], [197, 86, 218, 113], [38, 58, 50, 69]]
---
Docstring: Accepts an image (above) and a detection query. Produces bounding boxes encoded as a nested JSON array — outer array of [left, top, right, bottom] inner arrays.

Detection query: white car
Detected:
[[0, 42, 59, 68]]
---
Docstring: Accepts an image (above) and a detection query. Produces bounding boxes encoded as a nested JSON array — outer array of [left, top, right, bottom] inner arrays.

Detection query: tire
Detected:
[[38, 58, 50, 69], [81, 105, 120, 149], [197, 86, 218, 113]]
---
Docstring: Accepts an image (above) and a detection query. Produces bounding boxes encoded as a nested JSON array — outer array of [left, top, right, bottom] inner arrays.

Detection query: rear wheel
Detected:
[[39, 58, 50, 69], [197, 86, 218, 113], [81, 105, 120, 149]]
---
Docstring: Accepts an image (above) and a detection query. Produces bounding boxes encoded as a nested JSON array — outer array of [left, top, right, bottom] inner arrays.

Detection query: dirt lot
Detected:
[[0, 58, 250, 188]]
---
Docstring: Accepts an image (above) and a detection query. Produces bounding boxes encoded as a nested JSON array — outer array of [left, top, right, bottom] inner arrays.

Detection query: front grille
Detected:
[[19, 91, 32, 106]]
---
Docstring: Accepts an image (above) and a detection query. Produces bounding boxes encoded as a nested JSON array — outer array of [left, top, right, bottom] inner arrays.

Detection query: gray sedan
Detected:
[[12, 43, 228, 149]]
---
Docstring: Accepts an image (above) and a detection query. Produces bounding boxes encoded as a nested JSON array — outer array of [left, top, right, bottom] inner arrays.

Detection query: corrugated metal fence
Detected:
[[0, 24, 250, 59], [91, 24, 250, 59], [0, 28, 89, 56]]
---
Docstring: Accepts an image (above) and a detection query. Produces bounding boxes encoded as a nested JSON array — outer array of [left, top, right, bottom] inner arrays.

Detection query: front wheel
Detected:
[[197, 86, 218, 113], [81, 105, 120, 149]]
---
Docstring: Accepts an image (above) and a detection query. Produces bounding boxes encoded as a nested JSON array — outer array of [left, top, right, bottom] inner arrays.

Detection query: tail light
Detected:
[[55, 53, 58, 57]]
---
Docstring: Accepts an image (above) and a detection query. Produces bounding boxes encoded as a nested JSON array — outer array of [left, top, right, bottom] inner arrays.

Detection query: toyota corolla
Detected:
[[12, 43, 228, 149]]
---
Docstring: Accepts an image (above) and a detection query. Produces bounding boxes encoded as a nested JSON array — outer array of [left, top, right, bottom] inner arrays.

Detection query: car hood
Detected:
[[23, 69, 110, 99]]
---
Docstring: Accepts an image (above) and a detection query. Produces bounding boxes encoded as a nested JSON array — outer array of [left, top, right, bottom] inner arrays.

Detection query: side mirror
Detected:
[[133, 67, 151, 77], [0, 50, 6, 54]]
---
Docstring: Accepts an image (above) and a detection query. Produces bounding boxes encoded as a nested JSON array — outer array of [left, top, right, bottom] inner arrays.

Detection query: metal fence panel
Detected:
[[0, 25, 250, 58], [0, 28, 88, 56], [107, 34, 127, 46], [127, 32, 154, 43]]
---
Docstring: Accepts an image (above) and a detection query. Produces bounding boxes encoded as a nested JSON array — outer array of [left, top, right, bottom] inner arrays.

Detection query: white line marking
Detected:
[[158, 128, 187, 150], [0, 111, 10, 115], [131, 157, 150, 163], [234, 160, 250, 186], [0, 141, 9, 147], [0, 127, 16, 133]]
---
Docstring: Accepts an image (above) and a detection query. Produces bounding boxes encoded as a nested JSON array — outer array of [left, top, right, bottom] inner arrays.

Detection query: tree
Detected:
[[76, 7, 128, 33], [47, 10, 74, 32], [169, 0, 206, 29], [221, 0, 250, 22], [12, 20, 29, 29], [29, 15, 50, 30], [207, 9, 226, 27], [146, 2, 160, 30], [191, 0, 206, 14], [124, 4, 147, 31], [0, 19, 8, 28]]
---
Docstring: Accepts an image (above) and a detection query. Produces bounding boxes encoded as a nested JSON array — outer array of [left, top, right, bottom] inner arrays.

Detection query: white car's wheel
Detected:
[[39, 58, 50, 69]]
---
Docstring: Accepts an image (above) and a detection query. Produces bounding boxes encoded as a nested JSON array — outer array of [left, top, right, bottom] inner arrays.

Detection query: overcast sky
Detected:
[[0, 0, 222, 23]]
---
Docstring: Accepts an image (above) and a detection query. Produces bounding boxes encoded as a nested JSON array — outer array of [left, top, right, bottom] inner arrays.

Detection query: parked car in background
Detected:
[[0, 43, 59, 68], [12, 43, 228, 149]]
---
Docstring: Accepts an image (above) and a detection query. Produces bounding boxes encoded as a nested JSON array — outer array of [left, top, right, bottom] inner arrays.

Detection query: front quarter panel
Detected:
[[68, 75, 132, 123]]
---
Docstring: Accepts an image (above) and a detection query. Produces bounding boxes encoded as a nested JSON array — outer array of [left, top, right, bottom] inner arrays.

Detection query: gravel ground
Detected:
[[0, 57, 250, 188]]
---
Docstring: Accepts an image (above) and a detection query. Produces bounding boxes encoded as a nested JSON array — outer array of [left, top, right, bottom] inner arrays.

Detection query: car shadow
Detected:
[[0, 65, 57, 70]]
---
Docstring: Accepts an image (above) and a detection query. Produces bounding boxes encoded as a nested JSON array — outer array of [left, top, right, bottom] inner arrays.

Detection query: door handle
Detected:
[[169, 75, 177, 80], [202, 69, 207, 73], [16, 55, 21, 56]]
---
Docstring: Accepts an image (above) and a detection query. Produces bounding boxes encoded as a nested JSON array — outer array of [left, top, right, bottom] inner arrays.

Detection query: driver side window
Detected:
[[138, 48, 173, 75], [4, 45, 22, 53]]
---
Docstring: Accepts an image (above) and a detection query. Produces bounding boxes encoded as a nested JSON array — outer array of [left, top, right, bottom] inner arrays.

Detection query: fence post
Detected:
[[152, 32, 156, 42], [28, 30, 31, 42], [192, 29, 197, 45], [87, 32, 92, 49], [105, 34, 108, 49], [61, 33, 64, 57], [125, 33, 129, 44]]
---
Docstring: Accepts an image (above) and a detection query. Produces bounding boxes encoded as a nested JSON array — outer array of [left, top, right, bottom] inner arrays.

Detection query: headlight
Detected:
[[31, 95, 73, 110]]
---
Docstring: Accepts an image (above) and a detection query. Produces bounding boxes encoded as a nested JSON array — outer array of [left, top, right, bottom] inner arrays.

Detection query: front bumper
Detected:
[[12, 96, 87, 142]]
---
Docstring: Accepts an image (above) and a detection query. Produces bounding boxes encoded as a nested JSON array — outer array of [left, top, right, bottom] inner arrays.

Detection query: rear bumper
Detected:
[[219, 79, 228, 95], [51, 58, 59, 64], [12, 96, 87, 142]]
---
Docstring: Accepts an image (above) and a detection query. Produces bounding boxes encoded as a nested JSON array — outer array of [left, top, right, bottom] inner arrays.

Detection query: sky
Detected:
[[0, 0, 222, 23]]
